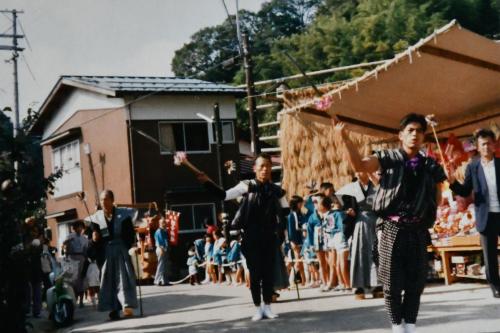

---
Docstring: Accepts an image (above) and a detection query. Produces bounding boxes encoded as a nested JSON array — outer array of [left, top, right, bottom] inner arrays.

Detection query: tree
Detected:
[[171, 0, 321, 83], [0, 109, 61, 332], [171, 0, 500, 137], [474, 0, 500, 37]]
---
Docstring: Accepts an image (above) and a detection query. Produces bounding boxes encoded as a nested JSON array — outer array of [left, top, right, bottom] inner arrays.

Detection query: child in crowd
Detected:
[[212, 230, 226, 283], [86, 258, 100, 307], [321, 195, 350, 291], [287, 195, 307, 286], [202, 234, 215, 284], [227, 237, 243, 285], [187, 246, 200, 285], [194, 238, 206, 263], [301, 225, 320, 287], [307, 193, 329, 290], [86, 230, 105, 307], [332, 196, 350, 291]]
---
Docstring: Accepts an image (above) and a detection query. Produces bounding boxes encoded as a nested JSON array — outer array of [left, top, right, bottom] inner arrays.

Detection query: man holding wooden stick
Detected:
[[192, 153, 289, 321], [334, 113, 447, 333]]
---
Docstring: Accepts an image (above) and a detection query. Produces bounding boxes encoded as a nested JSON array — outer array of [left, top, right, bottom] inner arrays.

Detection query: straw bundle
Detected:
[[280, 86, 394, 198]]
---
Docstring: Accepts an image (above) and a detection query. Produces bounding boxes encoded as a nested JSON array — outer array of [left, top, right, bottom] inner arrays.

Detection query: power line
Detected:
[[17, 19, 32, 52], [242, 78, 354, 100], [220, 0, 242, 56], [21, 53, 38, 84], [220, 0, 235, 28], [1, 25, 12, 35], [52, 54, 243, 129], [123, 55, 240, 107], [0, 12, 12, 22], [237, 60, 389, 88]]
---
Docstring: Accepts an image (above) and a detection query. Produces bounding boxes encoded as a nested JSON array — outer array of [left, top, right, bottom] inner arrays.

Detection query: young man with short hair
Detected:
[[334, 113, 447, 333], [197, 153, 288, 321]]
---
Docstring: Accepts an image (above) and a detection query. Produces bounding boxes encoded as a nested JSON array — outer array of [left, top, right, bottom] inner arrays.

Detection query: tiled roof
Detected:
[[62, 75, 245, 94]]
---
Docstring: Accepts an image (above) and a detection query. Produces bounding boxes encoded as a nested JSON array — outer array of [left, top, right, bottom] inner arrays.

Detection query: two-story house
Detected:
[[30, 76, 245, 265]]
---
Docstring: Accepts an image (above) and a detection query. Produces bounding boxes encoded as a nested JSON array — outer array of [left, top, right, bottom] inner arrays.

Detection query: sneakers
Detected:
[[392, 324, 405, 333], [261, 304, 278, 319], [251, 304, 278, 321], [491, 286, 500, 298], [333, 284, 345, 292], [251, 306, 264, 321], [405, 324, 416, 333]]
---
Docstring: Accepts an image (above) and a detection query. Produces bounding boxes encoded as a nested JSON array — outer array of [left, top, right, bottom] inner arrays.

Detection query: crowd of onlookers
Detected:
[[186, 181, 383, 299], [21, 180, 381, 320], [22, 218, 108, 319]]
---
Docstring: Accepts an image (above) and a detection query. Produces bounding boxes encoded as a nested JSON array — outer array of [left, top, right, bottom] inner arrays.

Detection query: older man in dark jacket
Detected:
[[449, 128, 500, 299]]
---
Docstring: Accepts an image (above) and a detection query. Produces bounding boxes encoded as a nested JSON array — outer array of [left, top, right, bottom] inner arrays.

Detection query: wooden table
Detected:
[[429, 244, 500, 285]]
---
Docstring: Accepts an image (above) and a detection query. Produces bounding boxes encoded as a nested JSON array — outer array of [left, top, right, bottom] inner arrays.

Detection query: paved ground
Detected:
[[30, 281, 500, 333]]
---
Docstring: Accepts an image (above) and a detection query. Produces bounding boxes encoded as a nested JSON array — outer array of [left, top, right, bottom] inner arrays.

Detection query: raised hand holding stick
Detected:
[[425, 114, 450, 178], [173, 151, 215, 184]]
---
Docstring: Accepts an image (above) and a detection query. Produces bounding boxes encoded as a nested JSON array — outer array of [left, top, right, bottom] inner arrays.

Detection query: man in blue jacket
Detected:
[[449, 128, 500, 298]]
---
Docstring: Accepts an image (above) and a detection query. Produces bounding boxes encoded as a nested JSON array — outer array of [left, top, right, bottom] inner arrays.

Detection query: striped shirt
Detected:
[[372, 149, 446, 226]]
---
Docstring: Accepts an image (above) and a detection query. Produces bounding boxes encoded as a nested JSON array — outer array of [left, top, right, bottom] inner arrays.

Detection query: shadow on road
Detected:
[[66, 283, 496, 333]]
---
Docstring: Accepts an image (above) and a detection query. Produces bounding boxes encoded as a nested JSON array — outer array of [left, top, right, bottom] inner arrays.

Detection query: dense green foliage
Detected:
[[172, 0, 499, 135], [0, 110, 61, 331]]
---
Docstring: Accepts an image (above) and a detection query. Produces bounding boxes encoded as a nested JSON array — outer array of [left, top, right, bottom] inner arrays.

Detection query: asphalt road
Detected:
[[28, 281, 500, 333]]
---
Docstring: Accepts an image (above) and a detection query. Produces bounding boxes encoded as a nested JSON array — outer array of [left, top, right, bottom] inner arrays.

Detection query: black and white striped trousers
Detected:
[[377, 220, 429, 325]]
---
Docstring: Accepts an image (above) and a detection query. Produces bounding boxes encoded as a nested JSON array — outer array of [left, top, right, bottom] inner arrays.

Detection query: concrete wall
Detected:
[[42, 89, 124, 140], [42, 89, 241, 255], [44, 107, 133, 247]]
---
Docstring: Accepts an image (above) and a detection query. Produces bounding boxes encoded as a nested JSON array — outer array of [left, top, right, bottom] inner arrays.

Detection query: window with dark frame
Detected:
[[170, 203, 216, 232], [222, 121, 235, 143], [158, 121, 210, 153], [212, 120, 235, 144]]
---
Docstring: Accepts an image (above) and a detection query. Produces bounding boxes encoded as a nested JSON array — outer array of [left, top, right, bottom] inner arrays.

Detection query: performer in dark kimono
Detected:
[[334, 113, 446, 333], [89, 190, 138, 320], [196, 153, 289, 321]]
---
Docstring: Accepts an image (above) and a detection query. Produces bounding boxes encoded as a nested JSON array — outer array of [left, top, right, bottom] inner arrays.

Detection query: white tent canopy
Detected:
[[284, 20, 500, 139]]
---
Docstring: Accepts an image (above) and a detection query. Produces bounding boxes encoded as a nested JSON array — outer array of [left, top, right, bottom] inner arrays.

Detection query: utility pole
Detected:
[[214, 102, 230, 241], [213, 102, 225, 212], [0, 9, 24, 137], [241, 32, 259, 156]]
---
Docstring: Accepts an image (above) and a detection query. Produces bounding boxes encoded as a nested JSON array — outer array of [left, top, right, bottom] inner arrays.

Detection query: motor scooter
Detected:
[[46, 265, 76, 327]]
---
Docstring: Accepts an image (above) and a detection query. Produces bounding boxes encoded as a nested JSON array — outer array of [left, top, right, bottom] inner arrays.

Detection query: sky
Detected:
[[0, 0, 268, 121]]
